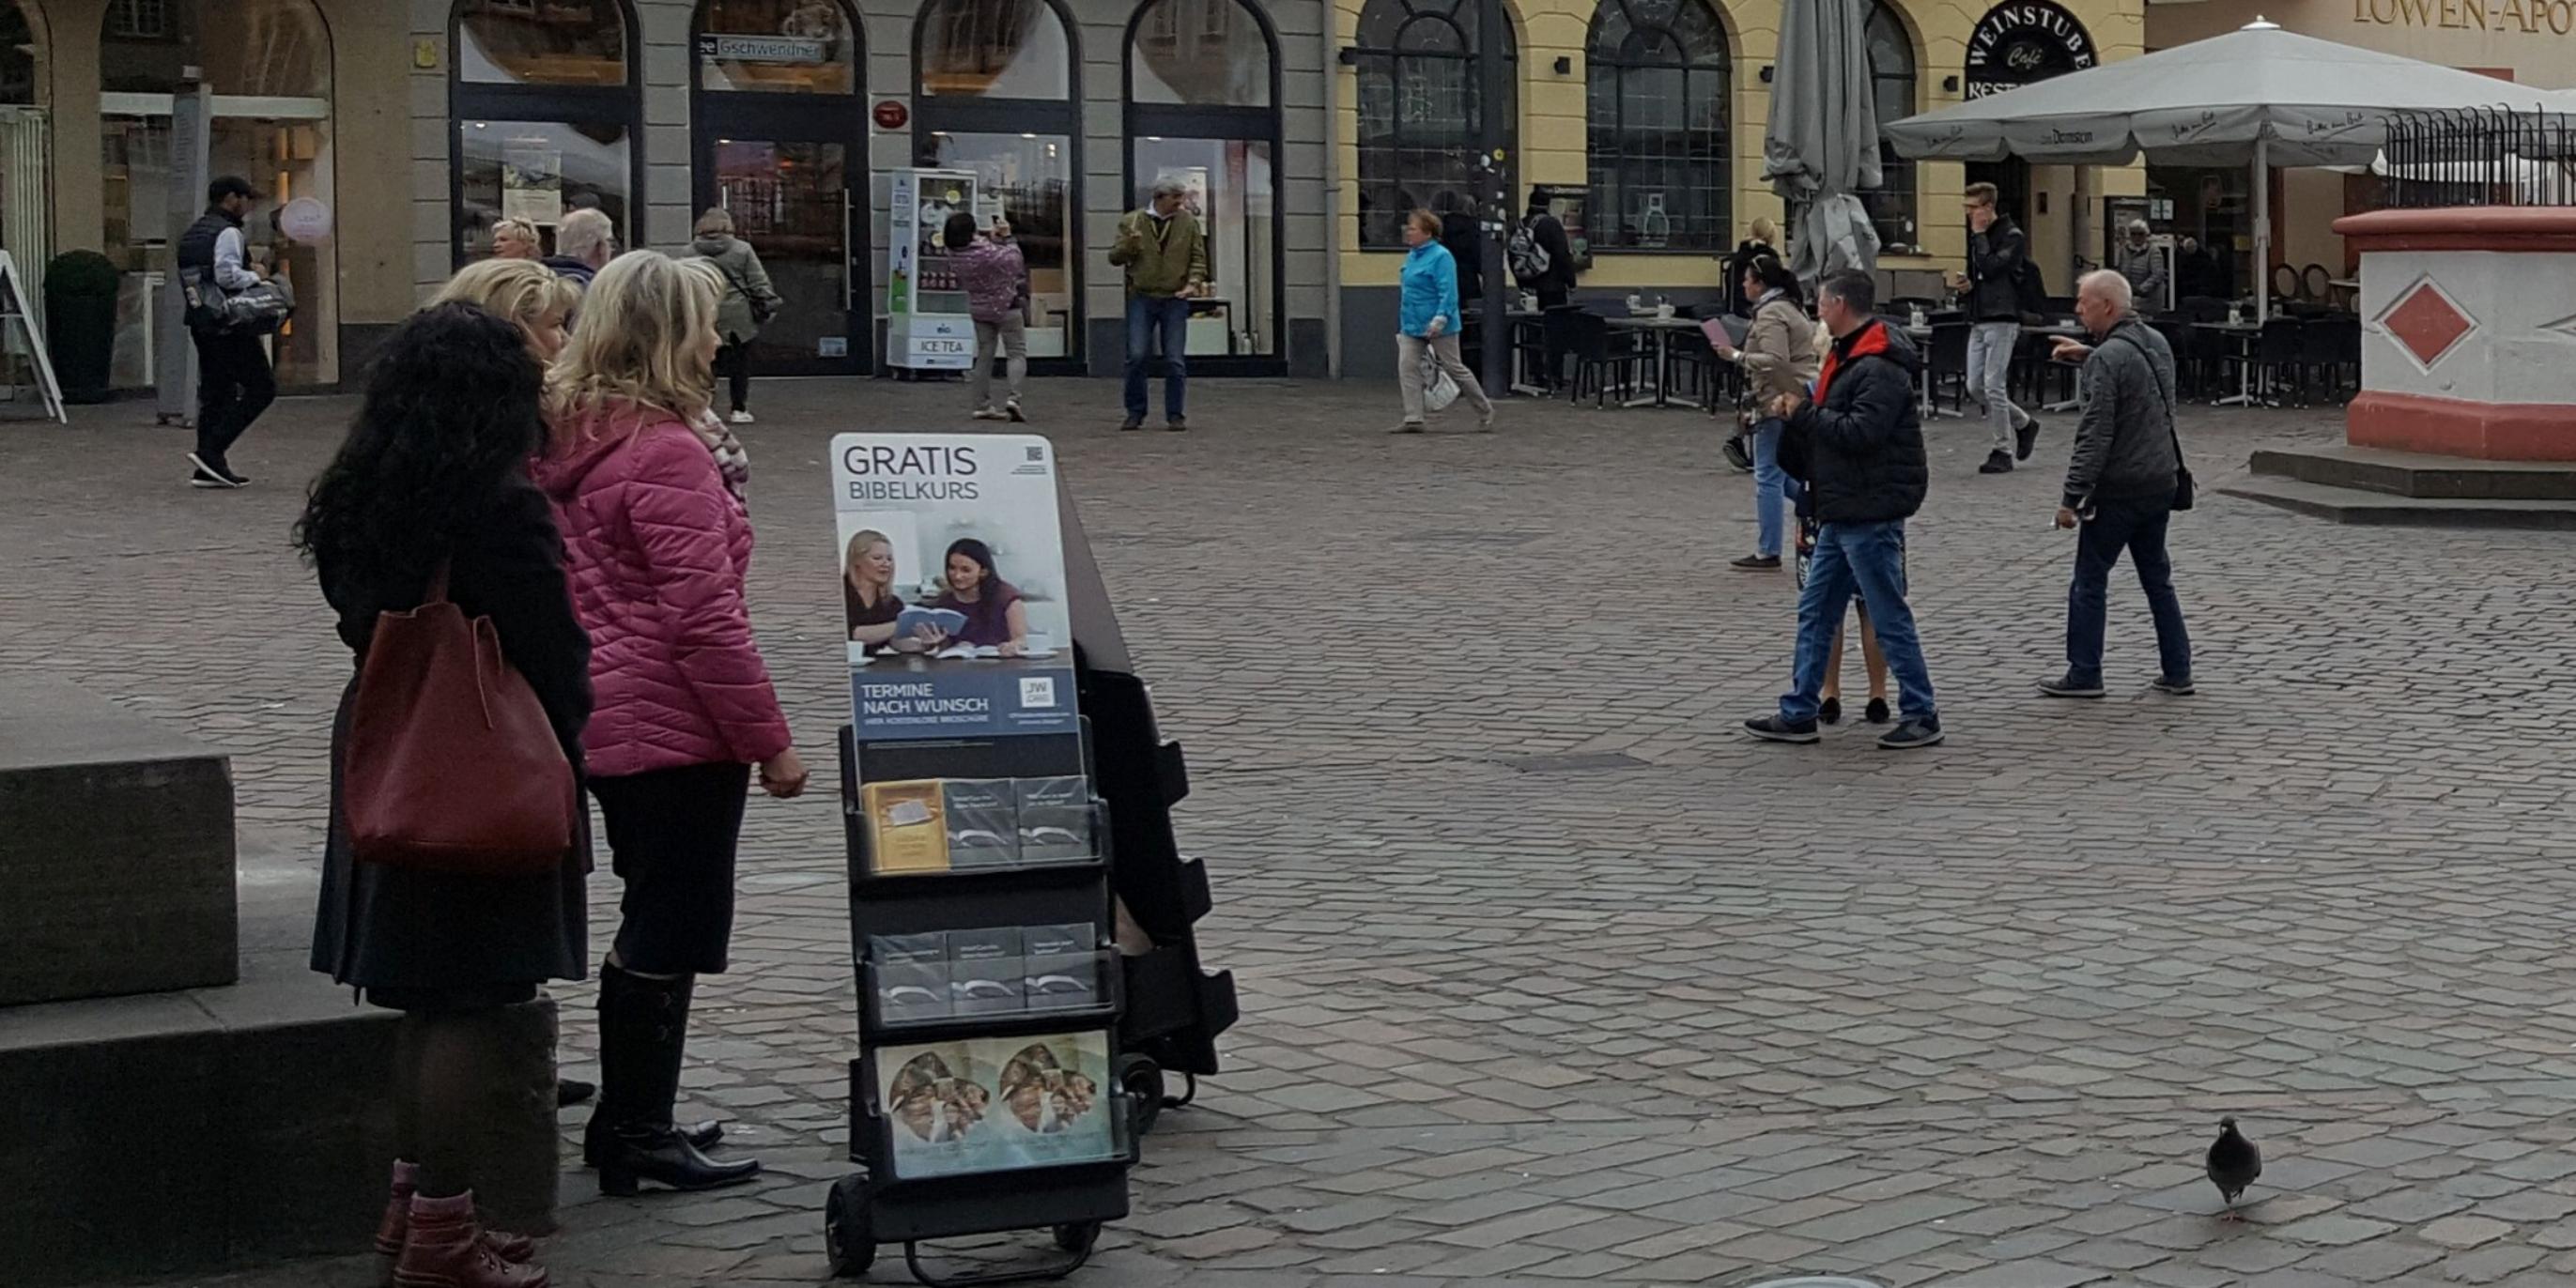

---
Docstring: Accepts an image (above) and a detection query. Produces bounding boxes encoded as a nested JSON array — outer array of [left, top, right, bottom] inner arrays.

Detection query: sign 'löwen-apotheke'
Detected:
[[1966, 1, 2100, 99]]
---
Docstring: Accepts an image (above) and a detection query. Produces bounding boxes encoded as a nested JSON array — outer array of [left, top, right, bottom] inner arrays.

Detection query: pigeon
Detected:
[[2206, 1117, 2262, 1219]]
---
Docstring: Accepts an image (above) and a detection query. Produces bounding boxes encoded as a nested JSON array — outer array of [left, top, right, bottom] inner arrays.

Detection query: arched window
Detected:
[[100, 0, 340, 387], [450, 0, 641, 265], [1585, 0, 1728, 251], [698, 0, 859, 95], [917, 0, 1082, 364], [1350, 0, 1515, 251], [1, 0, 41, 104], [1128, 0, 1282, 367], [1864, 1, 1918, 254]]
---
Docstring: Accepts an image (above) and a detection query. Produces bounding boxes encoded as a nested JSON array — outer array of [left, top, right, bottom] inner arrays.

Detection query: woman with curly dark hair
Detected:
[[301, 301, 591, 1288]]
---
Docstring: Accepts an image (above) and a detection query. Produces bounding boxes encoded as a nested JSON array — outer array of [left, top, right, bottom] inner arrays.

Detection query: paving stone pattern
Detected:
[[9, 377, 2576, 1288]]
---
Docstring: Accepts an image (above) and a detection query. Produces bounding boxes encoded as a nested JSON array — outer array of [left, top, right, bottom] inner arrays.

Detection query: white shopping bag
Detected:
[[1421, 349, 1459, 413]]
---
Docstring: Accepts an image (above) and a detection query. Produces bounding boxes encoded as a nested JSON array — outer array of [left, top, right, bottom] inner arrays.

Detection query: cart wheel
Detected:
[[825, 1174, 876, 1278], [1118, 1054, 1165, 1136], [1053, 1221, 1102, 1254]]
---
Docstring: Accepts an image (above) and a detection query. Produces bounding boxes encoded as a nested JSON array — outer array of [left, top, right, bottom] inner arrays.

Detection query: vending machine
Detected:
[[885, 168, 979, 373]]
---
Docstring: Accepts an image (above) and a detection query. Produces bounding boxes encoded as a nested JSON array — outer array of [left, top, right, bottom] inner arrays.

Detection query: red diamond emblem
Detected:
[[2380, 279, 2476, 369]]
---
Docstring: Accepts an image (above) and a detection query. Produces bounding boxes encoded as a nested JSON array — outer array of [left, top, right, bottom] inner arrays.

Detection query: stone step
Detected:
[[2218, 475, 2576, 529], [2247, 444, 2576, 499]]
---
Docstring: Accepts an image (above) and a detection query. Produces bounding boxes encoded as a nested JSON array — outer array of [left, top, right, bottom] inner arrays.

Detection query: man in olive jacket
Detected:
[[1110, 178, 1210, 432], [2040, 269, 2193, 700], [1745, 270, 1945, 751]]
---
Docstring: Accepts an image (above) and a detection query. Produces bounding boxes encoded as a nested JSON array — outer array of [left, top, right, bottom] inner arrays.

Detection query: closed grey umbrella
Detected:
[[1763, 0, 1882, 287]]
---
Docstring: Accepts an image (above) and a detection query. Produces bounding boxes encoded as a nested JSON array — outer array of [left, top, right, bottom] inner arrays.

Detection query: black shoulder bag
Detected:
[[2104, 333, 2193, 512]]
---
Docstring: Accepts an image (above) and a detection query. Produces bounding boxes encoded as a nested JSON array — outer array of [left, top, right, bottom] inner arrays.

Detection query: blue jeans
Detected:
[[1751, 419, 1788, 558], [1782, 519, 1936, 724], [2067, 498, 2192, 684], [1124, 296, 1191, 422]]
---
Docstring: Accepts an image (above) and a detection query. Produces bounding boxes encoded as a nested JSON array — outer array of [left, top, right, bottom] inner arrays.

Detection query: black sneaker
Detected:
[[1165, 418, 1188, 433], [2016, 417, 2044, 461], [1877, 717, 1945, 750], [1731, 554, 1781, 570], [2152, 675, 2197, 696], [1865, 698, 1890, 725], [2037, 673, 2106, 698], [1979, 450, 2014, 474], [1119, 417, 1144, 432], [1744, 714, 1821, 744], [1819, 697, 1843, 726], [188, 452, 248, 488], [1720, 435, 1754, 472]]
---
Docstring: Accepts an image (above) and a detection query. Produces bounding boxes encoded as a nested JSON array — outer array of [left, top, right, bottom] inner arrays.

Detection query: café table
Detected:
[[2193, 318, 2268, 406], [1606, 314, 1710, 409]]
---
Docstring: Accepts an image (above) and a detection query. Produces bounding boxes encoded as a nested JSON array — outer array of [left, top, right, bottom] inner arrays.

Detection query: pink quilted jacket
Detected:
[[532, 402, 793, 778]]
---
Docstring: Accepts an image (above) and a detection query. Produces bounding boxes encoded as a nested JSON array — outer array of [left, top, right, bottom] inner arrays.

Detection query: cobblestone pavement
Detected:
[[10, 375, 2576, 1288]]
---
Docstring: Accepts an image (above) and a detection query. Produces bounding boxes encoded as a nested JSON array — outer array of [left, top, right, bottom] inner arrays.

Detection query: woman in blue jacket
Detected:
[[1393, 209, 1496, 434]]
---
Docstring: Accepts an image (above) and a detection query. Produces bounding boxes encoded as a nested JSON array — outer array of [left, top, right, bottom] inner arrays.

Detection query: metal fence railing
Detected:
[[2381, 106, 2576, 209]]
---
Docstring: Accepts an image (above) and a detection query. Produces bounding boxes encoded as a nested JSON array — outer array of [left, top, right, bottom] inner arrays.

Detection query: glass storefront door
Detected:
[[702, 136, 860, 373], [1132, 137, 1275, 360]]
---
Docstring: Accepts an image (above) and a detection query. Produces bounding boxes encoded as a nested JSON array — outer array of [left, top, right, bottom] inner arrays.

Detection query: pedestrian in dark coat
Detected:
[[298, 301, 591, 1287]]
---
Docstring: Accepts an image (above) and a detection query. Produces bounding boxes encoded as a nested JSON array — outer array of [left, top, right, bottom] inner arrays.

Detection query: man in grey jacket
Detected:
[[2040, 269, 2193, 699]]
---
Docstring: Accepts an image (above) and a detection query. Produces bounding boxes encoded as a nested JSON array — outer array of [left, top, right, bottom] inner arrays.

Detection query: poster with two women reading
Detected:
[[832, 434, 1078, 744]]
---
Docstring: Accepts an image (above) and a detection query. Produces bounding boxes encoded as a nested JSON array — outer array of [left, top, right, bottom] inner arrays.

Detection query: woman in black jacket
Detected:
[[298, 302, 590, 1288]]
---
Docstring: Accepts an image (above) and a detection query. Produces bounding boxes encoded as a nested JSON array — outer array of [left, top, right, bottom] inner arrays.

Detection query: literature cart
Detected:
[[826, 721, 1135, 1283], [821, 435, 1233, 1283]]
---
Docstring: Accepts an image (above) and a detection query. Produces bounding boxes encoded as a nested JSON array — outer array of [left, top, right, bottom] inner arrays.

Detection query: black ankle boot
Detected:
[[593, 965, 761, 1195]]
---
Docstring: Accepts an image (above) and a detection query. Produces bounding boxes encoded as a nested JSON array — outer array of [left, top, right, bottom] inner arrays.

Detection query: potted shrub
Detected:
[[43, 250, 121, 404]]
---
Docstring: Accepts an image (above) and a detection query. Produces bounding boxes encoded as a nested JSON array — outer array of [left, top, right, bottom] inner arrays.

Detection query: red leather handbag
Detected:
[[343, 562, 577, 875]]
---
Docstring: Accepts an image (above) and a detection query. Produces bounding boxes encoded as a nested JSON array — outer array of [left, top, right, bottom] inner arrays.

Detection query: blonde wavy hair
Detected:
[[431, 258, 578, 341], [489, 217, 542, 257], [546, 251, 719, 440]]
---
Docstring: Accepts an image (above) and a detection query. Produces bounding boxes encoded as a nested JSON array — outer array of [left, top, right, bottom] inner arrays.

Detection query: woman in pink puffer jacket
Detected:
[[532, 250, 804, 1199]]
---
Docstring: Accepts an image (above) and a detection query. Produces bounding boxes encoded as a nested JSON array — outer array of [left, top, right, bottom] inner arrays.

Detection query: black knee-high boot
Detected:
[[583, 964, 725, 1166], [591, 964, 758, 1195]]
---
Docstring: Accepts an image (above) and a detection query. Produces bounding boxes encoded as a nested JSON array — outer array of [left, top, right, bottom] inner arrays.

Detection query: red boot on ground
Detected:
[[374, 1161, 535, 1282], [391, 1189, 548, 1288]]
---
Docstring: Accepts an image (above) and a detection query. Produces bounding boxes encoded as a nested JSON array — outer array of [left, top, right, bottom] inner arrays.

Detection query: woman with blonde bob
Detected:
[[530, 251, 804, 1197], [434, 258, 579, 362]]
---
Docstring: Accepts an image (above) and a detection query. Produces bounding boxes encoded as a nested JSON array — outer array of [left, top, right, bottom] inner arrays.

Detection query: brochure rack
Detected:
[[825, 723, 1135, 1284], [821, 449, 1232, 1285]]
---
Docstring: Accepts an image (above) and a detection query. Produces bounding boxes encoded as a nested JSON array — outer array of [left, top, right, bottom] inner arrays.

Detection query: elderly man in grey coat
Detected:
[[2039, 269, 2193, 700]]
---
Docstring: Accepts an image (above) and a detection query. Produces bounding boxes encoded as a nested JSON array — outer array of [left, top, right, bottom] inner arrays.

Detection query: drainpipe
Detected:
[[1321, 5, 1343, 377]]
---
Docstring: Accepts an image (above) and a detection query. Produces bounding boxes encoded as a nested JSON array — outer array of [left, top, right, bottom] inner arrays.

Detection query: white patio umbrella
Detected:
[[1884, 17, 2576, 320]]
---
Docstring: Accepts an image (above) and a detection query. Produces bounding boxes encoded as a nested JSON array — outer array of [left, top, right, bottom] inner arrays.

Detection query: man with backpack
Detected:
[[1947, 181, 2044, 476], [178, 176, 275, 489], [1511, 190, 1578, 390]]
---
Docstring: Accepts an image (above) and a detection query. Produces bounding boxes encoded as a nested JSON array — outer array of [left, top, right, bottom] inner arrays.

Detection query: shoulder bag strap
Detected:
[[2103, 332, 2183, 460], [423, 558, 454, 606]]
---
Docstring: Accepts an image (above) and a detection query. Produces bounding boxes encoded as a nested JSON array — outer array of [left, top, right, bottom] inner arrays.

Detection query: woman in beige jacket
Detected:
[[1710, 255, 1818, 570]]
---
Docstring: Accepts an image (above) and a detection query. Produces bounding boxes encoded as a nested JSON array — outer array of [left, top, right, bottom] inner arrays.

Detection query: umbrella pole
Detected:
[[2253, 133, 2271, 324]]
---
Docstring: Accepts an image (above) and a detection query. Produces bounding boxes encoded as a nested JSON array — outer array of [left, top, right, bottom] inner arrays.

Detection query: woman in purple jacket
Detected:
[[946, 211, 1028, 422]]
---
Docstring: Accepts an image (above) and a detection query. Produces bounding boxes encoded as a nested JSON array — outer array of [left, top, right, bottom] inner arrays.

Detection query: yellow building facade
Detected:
[[1327, 0, 2146, 374]]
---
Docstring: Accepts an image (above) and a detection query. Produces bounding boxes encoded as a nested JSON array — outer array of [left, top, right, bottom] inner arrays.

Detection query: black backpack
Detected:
[[2010, 255, 2049, 319], [1506, 219, 1550, 282]]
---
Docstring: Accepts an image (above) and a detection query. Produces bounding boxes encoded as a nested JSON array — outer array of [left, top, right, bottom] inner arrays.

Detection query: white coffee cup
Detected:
[[1024, 631, 1055, 654], [1656, 303, 1675, 319]]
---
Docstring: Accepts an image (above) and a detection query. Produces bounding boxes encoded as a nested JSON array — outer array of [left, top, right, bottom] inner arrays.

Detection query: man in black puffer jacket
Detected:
[[1748, 270, 1945, 751]]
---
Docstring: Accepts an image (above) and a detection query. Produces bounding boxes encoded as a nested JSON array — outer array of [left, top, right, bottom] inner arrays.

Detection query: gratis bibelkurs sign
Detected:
[[1966, 1, 2098, 100], [831, 434, 1079, 743]]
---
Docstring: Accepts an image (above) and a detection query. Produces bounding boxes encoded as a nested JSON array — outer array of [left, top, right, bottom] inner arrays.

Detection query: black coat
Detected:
[[1720, 238, 1777, 316], [309, 474, 594, 993], [1966, 217, 2028, 322], [1782, 321, 1929, 525]]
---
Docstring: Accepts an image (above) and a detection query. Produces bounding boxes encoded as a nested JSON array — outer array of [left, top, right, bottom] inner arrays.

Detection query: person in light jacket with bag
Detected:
[[301, 302, 592, 1288], [1707, 254, 1818, 570], [688, 207, 782, 425], [532, 251, 807, 1199], [1392, 208, 1495, 434]]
